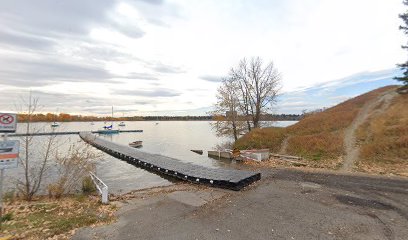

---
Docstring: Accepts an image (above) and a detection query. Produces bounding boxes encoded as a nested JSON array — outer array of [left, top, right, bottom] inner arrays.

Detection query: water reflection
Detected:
[[7, 121, 296, 193]]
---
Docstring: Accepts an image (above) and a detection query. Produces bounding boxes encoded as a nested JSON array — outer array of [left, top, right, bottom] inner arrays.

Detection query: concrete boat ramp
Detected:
[[79, 132, 261, 190]]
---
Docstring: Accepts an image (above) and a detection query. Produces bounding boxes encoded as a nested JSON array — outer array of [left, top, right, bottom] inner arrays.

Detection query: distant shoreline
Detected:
[[17, 114, 302, 123], [16, 119, 300, 123]]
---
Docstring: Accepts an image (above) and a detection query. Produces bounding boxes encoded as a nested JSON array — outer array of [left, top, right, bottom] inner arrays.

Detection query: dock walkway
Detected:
[[79, 132, 261, 190]]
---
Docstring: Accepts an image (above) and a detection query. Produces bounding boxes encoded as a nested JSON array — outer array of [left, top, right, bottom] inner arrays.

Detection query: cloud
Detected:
[[0, 88, 145, 115], [279, 101, 309, 107], [0, 30, 55, 50], [150, 62, 185, 74], [0, 0, 115, 37], [119, 72, 159, 80], [328, 95, 352, 101], [200, 75, 222, 82], [134, 100, 154, 105], [69, 44, 136, 62], [0, 58, 115, 87], [113, 88, 181, 97], [137, 0, 164, 5]]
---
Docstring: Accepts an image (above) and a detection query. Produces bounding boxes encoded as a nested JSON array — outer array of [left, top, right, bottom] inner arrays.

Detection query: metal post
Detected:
[[101, 186, 108, 204], [0, 168, 3, 228], [0, 133, 6, 228]]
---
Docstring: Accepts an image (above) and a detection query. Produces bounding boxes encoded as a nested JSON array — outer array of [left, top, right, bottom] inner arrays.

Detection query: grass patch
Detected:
[[234, 127, 286, 152], [0, 196, 117, 239], [286, 132, 344, 161], [356, 94, 408, 176]]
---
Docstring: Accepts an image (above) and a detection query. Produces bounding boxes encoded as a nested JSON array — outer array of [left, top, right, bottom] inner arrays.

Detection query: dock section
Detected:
[[79, 132, 261, 191]]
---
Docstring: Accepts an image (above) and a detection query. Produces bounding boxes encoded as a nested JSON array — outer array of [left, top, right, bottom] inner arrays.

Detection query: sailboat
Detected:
[[99, 106, 119, 134], [118, 113, 126, 126], [51, 110, 60, 127]]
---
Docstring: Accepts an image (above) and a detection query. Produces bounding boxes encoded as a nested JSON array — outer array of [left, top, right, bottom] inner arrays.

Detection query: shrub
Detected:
[[49, 143, 99, 199], [234, 127, 286, 152], [1, 212, 13, 222], [82, 176, 97, 194]]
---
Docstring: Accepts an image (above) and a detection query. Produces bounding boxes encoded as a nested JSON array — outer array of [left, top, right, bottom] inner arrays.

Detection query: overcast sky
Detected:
[[0, 0, 405, 116]]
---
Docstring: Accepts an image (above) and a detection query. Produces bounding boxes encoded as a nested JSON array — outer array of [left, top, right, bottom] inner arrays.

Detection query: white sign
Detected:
[[0, 113, 17, 133], [0, 140, 19, 169]]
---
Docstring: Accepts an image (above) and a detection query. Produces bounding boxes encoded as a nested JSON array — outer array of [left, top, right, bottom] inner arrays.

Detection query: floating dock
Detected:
[[80, 132, 261, 191]]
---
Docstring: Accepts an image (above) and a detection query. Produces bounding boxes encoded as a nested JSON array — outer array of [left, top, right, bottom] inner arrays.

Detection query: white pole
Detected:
[[0, 133, 7, 228], [102, 186, 108, 204]]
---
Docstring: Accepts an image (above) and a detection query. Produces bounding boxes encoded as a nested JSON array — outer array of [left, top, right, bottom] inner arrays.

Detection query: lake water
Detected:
[[6, 121, 296, 194]]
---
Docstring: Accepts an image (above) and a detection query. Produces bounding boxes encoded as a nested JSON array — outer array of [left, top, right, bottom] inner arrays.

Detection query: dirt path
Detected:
[[279, 136, 291, 154], [341, 90, 397, 171]]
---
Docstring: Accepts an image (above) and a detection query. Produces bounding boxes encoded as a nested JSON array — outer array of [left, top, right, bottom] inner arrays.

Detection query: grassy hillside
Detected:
[[235, 85, 405, 172], [355, 92, 408, 176]]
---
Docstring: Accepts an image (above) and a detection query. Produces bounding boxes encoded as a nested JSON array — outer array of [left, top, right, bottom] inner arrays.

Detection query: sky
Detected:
[[0, 0, 405, 116], [278, 68, 401, 113]]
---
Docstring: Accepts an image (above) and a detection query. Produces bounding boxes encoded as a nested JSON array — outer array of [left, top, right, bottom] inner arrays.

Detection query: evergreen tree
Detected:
[[396, 0, 408, 85]]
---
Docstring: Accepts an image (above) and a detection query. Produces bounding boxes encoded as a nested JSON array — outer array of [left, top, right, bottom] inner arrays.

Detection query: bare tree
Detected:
[[231, 57, 281, 128], [211, 77, 245, 140], [235, 76, 252, 132], [16, 92, 58, 201]]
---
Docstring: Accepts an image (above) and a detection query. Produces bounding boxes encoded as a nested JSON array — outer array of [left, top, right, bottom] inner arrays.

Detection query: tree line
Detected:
[[17, 113, 301, 122]]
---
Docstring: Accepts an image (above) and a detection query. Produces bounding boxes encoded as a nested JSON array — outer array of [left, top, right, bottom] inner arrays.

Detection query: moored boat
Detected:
[[129, 141, 143, 148]]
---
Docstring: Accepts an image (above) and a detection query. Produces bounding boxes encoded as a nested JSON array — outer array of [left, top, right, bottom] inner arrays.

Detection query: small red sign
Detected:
[[0, 114, 15, 125], [0, 113, 17, 133]]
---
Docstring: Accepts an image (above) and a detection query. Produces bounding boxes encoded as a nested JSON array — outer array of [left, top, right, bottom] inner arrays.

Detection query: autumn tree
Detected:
[[211, 77, 245, 140], [396, 0, 408, 86], [212, 57, 281, 140], [230, 57, 281, 129]]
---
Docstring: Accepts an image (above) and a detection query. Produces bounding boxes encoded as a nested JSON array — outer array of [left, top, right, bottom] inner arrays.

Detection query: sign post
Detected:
[[0, 113, 18, 228], [0, 113, 17, 133]]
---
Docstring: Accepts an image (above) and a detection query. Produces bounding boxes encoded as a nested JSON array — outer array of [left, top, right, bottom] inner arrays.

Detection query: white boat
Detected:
[[51, 109, 60, 127], [118, 121, 126, 127], [129, 141, 143, 148]]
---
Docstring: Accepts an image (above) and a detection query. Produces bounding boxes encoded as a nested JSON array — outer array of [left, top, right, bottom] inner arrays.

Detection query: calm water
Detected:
[[6, 121, 296, 194]]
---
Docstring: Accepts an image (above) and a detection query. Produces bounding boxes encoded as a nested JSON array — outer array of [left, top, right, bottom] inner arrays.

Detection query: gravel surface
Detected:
[[73, 168, 408, 240]]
